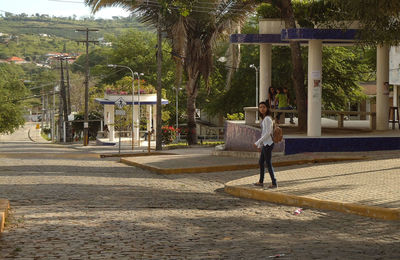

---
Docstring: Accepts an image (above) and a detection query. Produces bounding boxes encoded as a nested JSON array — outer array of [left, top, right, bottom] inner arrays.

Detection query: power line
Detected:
[[48, 0, 83, 3]]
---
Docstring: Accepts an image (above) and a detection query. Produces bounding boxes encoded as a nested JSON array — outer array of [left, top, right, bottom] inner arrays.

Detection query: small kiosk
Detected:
[[95, 93, 169, 144]]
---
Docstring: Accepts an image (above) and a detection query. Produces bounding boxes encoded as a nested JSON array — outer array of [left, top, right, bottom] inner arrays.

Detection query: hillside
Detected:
[[0, 14, 150, 39], [0, 13, 153, 62]]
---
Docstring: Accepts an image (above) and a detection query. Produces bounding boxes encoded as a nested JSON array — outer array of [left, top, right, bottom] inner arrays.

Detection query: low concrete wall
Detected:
[[224, 121, 284, 152]]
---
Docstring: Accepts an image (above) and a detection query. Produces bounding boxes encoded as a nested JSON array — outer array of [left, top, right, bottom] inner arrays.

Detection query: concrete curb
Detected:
[[101, 152, 175, 158], [0, 199, 10, 233], [120, 158, 259, 174], [120, 156, 367, 175], [27, 128, 36, 143], [224, 184, 400, 221]]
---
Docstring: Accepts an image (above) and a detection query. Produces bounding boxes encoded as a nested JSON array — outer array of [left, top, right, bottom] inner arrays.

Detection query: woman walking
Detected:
[[254, 102, 277, 188]]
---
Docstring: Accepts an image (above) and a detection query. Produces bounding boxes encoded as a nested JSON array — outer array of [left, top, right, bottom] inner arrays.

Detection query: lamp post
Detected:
[[173, 87, 183, 133], [107, 64, 135, 150], [250, 64, 259, 107], [133, 72, 144, 145]]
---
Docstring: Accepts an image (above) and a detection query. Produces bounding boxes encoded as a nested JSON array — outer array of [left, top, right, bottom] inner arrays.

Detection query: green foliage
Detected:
[[226, 113, 244, 120], [0, 34, 86, 61], [258, 0, 400, 45], [321, 46, 369, 110], [327, 0, 400, 45], [0, 64, 28, 134], [0, 14, 143, 40], [257, 3, 281, 19], [41, 127, 52, 141]]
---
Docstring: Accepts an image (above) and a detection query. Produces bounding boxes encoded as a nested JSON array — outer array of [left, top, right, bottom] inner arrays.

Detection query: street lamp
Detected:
[[250, 64, 259, 107], [173, 87, 183, 130], [107, 64, 135, 150], [133, 72, 144, 145]]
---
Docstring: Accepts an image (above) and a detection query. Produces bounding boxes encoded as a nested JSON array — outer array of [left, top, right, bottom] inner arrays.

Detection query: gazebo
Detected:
[[225, 19, 400, 154], [95, 93, 168, 143], [230, 19, 397, 135]]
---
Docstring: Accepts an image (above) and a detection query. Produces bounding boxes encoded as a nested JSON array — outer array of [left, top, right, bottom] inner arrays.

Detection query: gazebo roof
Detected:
[[230, 28, 359, 45], [95, 94, 169, 105]]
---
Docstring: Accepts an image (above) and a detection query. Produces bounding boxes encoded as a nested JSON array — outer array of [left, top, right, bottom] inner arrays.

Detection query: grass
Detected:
[[165, 140, 224, 149], [40, 131, 51, 141]]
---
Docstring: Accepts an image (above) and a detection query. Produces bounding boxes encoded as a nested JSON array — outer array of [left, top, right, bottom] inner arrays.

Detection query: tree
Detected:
[[326, 0, 400, 46], [0, 64, 28, 134], [85, 0, 256, 145]]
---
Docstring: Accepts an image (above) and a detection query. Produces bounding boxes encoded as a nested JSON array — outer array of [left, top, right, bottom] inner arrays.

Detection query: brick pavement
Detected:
[[0, 147, 399, 259], [0, 125, 399, 258]]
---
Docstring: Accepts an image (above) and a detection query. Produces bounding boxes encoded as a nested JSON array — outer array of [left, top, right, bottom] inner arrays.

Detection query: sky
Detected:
[[1, 0, 131, 19]]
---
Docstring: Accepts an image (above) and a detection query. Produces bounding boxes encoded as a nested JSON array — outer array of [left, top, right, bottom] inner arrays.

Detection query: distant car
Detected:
[[37, 115, 42, 122]]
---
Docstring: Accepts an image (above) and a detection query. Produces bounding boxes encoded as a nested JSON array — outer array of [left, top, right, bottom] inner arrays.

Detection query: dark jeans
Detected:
[[259, 144, 276, 185]]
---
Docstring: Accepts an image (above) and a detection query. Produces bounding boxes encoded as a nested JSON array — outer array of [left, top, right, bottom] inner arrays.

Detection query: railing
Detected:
[[243, 107, 376, 130]]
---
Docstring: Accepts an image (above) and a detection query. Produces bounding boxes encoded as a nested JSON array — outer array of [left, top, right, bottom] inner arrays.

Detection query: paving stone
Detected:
[[0, 125, 399, 259]]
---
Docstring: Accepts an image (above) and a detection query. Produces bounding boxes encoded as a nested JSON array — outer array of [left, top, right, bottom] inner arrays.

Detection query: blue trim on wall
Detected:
[[285, 137, 400, 155], [281, 28, 359, 41]]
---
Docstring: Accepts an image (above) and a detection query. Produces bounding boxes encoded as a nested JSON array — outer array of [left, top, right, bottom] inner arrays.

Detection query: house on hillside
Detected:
[[6, 56, 27, 64], [45, 52, 81, 65]]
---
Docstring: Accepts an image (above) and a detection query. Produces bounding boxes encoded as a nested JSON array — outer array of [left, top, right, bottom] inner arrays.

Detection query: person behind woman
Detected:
[[267, 86, 276, 109], [254, 102, 277, 188]]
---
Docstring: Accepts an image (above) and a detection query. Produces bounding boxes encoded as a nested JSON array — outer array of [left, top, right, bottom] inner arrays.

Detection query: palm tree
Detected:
[[85, 0, 256, 145]]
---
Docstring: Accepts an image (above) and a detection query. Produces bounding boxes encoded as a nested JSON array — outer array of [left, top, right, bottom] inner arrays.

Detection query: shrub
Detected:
[[161, 126, 177, 144]]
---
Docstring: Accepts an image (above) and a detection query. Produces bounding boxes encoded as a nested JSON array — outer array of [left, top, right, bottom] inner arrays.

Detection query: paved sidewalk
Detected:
[[121, 148, 400, 220], [120, 149, 368, 174]]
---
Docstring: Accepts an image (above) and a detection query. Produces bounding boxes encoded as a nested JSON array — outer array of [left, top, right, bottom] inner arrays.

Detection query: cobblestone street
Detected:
[[0, 127, 399, 259]]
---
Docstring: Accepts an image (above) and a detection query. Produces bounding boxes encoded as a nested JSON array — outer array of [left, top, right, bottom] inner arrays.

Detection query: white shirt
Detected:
[[255, 116, 273, 148]]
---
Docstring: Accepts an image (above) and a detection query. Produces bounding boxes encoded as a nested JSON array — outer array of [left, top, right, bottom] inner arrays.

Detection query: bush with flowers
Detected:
[[161, 126, 178, 144]]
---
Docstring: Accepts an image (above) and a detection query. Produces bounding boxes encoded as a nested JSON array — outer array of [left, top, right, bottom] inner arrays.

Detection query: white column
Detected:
[[376, 44, 390, 130], [260, 44, 272, 103], [146, 105, 152, 132], [133, 104, 140, 145], [152, 104, 157, 138], [394, 85, 399, 122], [104, 104, 115, 142], [307, 40, 323, 137]]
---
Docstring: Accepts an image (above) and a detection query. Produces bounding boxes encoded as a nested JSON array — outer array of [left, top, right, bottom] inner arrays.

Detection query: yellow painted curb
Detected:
[[101, 152, 175, 158], [224, 185, 400, 221], [0, 199, 10, 233], [120, 156, 367, 175]]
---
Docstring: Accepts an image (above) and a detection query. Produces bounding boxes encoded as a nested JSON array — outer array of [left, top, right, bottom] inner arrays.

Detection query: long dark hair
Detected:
[[258, 101, 271, 119], [268, 86, 275, 98]]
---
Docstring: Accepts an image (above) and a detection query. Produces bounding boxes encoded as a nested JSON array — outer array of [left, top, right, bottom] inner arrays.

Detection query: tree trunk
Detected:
[[280, 0, 307, 132], [186, 77, 199, 145]]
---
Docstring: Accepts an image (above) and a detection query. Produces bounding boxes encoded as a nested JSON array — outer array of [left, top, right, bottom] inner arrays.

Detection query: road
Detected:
[[0, 124, 399, 259]]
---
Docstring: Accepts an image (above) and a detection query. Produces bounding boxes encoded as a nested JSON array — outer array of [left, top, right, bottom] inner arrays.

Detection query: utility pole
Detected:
[[76, 28, 98, 146], [65, 59, 71, 115], [58, 59, 64, 143], [156, 13, 163, 151]]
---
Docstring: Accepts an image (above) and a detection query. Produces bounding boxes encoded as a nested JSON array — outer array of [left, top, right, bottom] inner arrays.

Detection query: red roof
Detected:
[[7, 56, 25, 62]]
